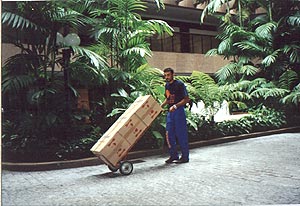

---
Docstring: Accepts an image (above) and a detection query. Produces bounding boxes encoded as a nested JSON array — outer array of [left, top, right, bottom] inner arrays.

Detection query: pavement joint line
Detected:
[[2, 126, 300, 171]]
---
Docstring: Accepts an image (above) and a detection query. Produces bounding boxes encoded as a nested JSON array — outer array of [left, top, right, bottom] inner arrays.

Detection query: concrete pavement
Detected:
[[2, 132, 300, 205]]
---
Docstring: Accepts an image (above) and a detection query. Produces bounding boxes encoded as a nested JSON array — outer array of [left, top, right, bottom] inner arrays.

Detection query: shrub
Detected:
[[244, 107, 287, 132]]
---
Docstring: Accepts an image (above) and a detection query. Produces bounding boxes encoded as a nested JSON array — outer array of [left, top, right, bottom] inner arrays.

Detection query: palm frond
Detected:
[[261, 50, 279, 67], [152, 0, 165, 10], [250, 14, 269, 27], [2, 75, 35, 94], [217, 23, 241, 40], [231, 30, 253, 42], [233, 40, 264, 54], [255, 21, 277, 40], [108, 0, 147, 14], [218, 37, 232, 54], [136, 64, 163, 76], [145, 19, 174, 36], [205, 48, 218, 56], [122, 46, 151, 58], [109, 67, 131, 81], [281, 91, 300, 106], [215, 62, 238, 82], [240, 65, 259, 76], [121, 35, 152, 57], [280, 84, 300, 106], [230, 91, 251, 101], [2, 11, 45, 31], [200, 0, 226, 23], [278, 70, 298, 90], [71, 46, 108, 69], [176, 75, 191, 83], [287, 13, 300, 27], [250, 87, 289, 99], [247, 78, 267, 92], [226, 80, 252, 91], [31, 88, 57, 103], [51, 7, 90, 27], [94, 26, 121, 39], [70, 60, 108, 85], [283, 44, 300, 63], [219, 83, 251, 101]]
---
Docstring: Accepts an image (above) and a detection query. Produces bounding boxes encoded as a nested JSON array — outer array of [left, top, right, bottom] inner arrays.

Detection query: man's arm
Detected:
[[161, 99, 168, 108], [169, 95, 190, 112]]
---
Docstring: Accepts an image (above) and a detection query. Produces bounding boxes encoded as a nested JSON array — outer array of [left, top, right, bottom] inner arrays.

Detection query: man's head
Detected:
[[163, 67, 174, 83]]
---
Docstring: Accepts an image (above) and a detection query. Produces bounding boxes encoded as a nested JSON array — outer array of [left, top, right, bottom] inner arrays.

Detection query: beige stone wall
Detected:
[[2, 43, 229, 74], [147, 51, 229, 74], [1, 43, 21, 65]]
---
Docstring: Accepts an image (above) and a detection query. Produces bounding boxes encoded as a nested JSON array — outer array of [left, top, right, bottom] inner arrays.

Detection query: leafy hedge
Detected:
[[188, 107, 288, 141], [2, 106, 292, 163]]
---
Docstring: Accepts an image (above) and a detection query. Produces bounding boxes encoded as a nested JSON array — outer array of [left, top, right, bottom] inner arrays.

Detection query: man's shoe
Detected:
[[175, 158, 189, 164], [165, 157, 179, 164]]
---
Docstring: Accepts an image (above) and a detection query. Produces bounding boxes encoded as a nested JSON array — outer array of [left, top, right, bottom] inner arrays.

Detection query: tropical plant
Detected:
[[2, 1, 106, 154], [244, 106, 287, 131], [281, 83, 300, 106], [2, 0, 172, 161], [86, 0, 173, 121], [216, 118, 252, 136], [199, 0, 300, 118], [201, 0, 300, 82]]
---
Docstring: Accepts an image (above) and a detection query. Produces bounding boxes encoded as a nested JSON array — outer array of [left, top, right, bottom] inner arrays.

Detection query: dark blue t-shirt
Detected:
[[165, 80, 188, 106]]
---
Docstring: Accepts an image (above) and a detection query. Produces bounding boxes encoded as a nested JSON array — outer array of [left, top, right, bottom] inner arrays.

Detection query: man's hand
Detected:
[[169, 105, 177, 112]]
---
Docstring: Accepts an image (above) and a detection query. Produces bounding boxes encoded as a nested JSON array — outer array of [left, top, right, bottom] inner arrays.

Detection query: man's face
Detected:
[[164, 71, 174, 82]]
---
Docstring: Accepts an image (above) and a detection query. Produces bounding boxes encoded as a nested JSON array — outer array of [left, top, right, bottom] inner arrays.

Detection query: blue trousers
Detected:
[[166, 106, 189, 160]]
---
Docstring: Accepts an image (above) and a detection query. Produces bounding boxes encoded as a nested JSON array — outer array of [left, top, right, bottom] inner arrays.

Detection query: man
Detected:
[[161, 68, 190, 164]]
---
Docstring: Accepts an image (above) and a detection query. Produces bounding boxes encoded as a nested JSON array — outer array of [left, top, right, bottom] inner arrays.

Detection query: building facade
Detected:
[[142, 0, 230, 74], [1, 0, 229, 75]]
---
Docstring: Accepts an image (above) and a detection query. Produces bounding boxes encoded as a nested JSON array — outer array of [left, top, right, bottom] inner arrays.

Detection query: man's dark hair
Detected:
[[164, 67, 174, 74]]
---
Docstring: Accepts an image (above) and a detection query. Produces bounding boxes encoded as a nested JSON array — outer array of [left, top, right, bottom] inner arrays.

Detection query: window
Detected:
[[148, 31, 218, 54]]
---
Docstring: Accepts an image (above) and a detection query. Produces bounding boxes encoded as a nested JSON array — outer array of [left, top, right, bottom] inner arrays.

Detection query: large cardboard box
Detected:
[[126, 95, 163, 126], [90, 95, 162, 167]]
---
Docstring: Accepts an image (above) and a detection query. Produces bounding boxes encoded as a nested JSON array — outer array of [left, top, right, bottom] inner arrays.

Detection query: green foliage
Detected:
[[281, 83, 300, 106], [56, 126, 102, 160], [278, 70, 299, 90], [255, 21, 277, 40], [106, 64, 165, 147], [245, 107, 287, 131], [2, 0, 299, 162], [189, 106, 287, 140], [215, 62, 238, 83], [216, 118, 252, 136], [202, 0, 300, 85], [1, 0, 172, 162]]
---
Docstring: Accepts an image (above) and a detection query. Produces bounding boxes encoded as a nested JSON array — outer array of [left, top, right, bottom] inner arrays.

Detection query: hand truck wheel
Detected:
[[108, 165, 119, 172], [119, 161, 133, 175]]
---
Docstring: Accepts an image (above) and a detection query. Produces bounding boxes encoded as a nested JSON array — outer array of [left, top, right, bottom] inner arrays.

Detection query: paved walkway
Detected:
[[2, 133, 300, 205]]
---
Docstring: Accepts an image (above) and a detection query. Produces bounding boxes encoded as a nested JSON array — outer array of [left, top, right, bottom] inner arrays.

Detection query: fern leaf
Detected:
[[191, 71, 216, 89], [251, 87, 288, 99]]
